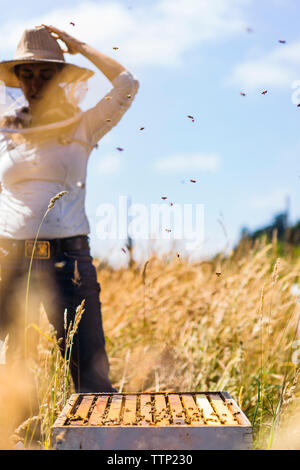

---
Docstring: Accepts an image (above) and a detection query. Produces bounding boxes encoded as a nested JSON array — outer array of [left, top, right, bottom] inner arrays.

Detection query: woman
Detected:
[[0, 25, 139, 392]]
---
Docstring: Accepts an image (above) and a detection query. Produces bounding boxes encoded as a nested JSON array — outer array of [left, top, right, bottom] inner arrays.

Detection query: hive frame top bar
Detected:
[[53, 391, 252, 429]]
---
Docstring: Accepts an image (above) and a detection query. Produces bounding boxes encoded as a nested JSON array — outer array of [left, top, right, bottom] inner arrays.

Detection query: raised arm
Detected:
[[42, 25, 139, 146], [42, 24, 126, 82]]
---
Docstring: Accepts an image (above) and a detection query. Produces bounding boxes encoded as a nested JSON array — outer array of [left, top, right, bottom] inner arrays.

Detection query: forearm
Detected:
[[76, 42, 127, 82]]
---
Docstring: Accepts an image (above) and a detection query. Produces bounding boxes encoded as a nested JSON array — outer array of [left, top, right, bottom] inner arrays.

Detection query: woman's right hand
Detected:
[[40, 24, 84, 55]]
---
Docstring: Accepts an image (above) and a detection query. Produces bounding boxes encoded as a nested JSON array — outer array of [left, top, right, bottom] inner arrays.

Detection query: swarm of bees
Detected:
[[101, 24, 292, 271]]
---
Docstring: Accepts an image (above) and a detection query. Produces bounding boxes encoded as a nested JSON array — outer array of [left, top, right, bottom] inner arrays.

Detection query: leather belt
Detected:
[[0, 235, 89, 259]]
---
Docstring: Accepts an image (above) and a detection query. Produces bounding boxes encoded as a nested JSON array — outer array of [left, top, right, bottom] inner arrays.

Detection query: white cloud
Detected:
[[97, 154, 122, 175], [153, 152, 221, 173], [0, 0, 251, 69], [229, 40, 300, 90], [248, 188, 289, 210]]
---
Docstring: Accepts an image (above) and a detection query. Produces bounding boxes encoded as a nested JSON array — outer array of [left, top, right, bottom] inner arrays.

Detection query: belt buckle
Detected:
[[25, 240, 50, 259]]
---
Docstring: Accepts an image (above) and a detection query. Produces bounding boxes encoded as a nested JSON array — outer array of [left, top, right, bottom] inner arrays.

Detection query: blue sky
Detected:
[[1, 0, 300, 266]]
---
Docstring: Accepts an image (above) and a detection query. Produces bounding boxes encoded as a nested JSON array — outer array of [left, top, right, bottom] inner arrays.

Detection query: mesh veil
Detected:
[[0, 65, 89, 141]]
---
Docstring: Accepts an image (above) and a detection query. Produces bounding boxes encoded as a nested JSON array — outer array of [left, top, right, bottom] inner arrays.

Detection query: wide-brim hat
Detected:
[[0, 25, 94, 88]]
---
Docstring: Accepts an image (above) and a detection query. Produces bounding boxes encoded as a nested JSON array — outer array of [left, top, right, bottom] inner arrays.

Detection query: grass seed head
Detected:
[[47, 191, 68, 211]]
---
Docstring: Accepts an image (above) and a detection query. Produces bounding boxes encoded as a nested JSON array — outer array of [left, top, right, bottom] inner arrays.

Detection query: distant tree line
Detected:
[[239, 210, 300, 246]]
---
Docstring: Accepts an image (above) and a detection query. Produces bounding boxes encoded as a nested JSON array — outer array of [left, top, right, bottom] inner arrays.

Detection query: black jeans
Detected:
[[0, 242, 115, 393]]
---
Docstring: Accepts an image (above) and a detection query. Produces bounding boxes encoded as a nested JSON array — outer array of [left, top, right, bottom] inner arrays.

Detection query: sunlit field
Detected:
[[1, 237, 300, 450]]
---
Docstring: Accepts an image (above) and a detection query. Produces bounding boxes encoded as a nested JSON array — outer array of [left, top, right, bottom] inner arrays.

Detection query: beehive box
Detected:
[[52, 392, 252, 450]]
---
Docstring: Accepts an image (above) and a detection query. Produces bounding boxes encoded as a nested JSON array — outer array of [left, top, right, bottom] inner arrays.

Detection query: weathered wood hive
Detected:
[[52, 392, 252, 450]]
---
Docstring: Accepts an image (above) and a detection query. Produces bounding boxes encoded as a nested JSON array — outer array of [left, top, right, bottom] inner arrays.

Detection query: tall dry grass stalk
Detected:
[[21, 191, 68, 446], [24, 191, 68, 361]]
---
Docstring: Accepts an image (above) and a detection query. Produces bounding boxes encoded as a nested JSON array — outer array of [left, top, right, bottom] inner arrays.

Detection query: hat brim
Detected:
[[0, 58, 94, 88]]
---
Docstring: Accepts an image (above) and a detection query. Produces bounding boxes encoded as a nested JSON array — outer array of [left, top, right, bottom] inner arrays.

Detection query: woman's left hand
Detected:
[[40, 24, 84, 55]]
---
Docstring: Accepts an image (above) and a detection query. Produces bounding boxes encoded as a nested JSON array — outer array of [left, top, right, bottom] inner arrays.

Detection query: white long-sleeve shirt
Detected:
[[0, 70, 139, 240]]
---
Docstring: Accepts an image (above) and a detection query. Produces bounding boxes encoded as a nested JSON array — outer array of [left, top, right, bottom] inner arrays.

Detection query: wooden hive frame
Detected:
[[52, 392, 252, 450]]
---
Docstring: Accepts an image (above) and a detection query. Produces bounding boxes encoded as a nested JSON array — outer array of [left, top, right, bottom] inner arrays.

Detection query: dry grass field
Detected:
[[1, 237, 300, 449]]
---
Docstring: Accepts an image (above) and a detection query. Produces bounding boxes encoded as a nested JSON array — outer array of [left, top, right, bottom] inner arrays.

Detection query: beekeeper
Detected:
[[0, 25, 139, 392]]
